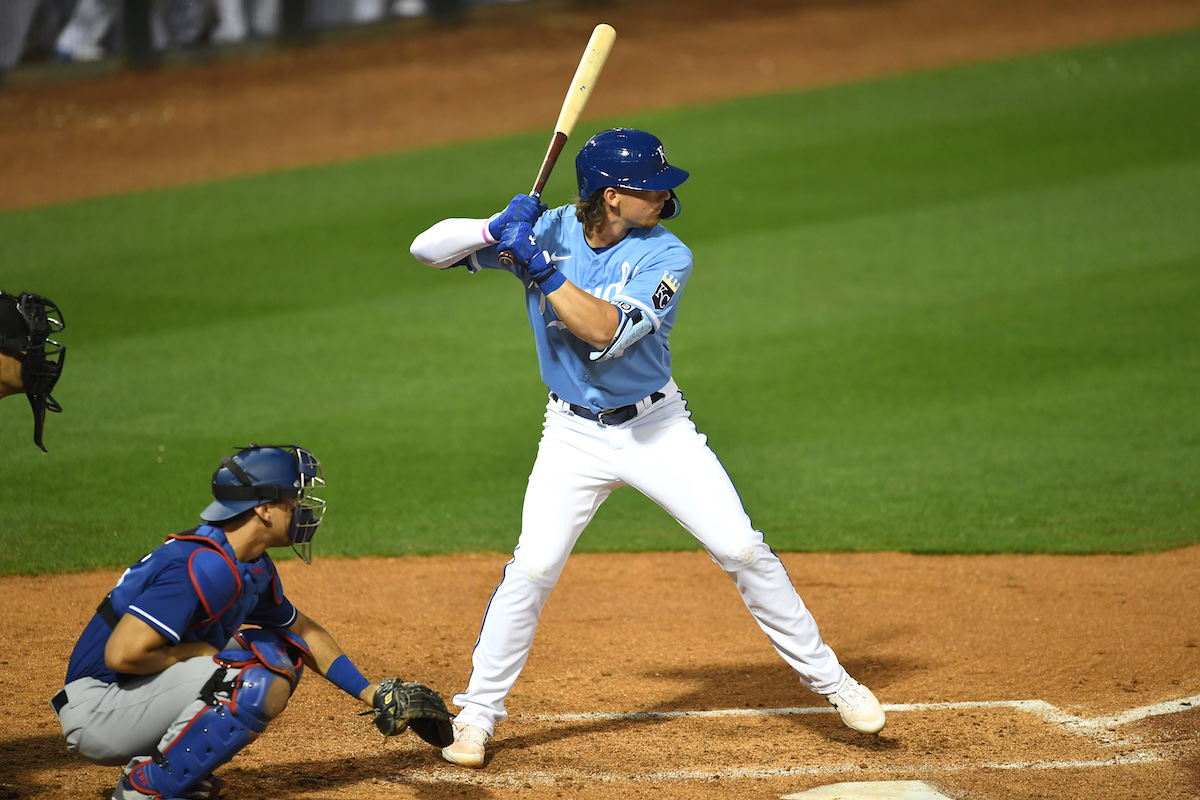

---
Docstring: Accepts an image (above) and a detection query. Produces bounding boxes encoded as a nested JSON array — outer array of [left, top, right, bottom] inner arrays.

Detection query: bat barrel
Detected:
[[497, 24, 615, 275]]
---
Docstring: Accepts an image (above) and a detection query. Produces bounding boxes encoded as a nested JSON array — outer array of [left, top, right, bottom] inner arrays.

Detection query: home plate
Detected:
[[782, 781, 953, 799]]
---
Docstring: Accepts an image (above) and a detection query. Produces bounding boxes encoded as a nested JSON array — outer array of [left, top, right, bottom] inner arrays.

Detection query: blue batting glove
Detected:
[[500, 222, 564, 293], [487, 194, 547, 241], [498, 221, 539, 265]]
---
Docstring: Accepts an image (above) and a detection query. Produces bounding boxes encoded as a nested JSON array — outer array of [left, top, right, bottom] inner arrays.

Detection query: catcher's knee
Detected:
[[202, 664, 290, 730], [240, 666, 293, 726], [211, 637, 302, 730]]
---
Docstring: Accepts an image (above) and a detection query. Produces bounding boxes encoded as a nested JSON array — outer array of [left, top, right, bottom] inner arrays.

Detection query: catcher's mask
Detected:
[[575, 128, 689, 220], [0, 291, 66, 452], [200, 444, 327, 563]]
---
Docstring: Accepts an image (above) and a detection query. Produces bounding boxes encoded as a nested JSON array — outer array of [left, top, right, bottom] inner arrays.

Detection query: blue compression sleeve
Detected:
[[326, 655, 370, 698]]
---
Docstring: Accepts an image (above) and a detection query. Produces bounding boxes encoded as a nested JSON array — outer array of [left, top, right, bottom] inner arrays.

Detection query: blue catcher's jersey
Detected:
[[64, 524, 297, 684], [466, 204, 693, 411]]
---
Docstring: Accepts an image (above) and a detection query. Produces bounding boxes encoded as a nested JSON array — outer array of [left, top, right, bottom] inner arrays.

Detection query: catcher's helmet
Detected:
[[575, 128, 689, 220], [201, 444, 327, 563], [0, 291, 66, 453]]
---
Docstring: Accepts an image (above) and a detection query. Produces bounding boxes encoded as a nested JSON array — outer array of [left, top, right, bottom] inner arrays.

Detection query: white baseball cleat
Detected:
[[441, 722, 490, 768], [825, 676, 887, 734]]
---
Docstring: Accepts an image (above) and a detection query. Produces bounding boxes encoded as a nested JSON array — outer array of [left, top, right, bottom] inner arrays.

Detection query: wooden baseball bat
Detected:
[[498, 23, 616, 268]]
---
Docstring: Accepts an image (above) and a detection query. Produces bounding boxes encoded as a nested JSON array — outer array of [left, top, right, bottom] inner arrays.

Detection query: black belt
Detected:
[[50, 596, 122, 717], [97, 594, 120, 628], [551, 391, 665, 426]]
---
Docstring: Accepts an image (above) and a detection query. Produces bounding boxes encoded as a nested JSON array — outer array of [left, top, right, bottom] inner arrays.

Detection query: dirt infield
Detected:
[[2, 1, 1200, 798], [3, 549, 1199, 799]]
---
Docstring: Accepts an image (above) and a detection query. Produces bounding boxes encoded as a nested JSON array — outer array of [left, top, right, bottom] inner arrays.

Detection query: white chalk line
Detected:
[[383, 695, 1197, 788], [388, 752, 1169, 788], [527, 693, 1200, 737]]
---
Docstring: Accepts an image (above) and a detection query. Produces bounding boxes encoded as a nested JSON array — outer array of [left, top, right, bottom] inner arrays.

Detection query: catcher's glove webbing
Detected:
[[362, 678, 454, 748]]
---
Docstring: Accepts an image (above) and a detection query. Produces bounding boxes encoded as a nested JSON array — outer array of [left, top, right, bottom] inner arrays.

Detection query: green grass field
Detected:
[[2, 29, 1197, 574]]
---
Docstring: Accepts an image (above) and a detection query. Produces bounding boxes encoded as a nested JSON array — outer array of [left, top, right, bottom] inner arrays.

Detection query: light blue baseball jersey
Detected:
[[465, 204, 693, 411]]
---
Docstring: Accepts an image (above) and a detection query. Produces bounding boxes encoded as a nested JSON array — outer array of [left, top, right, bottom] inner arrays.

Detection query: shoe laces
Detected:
[[454, 723, 489, 745], [831, 678, 868, 708]]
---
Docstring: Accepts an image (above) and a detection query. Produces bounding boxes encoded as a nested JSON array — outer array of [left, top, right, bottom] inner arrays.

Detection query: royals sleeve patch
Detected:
[[652, 271, 681, 310]]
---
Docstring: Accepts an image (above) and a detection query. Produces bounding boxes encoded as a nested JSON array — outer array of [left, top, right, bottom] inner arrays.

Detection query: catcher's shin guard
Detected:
[[127, 663, 292, 798]]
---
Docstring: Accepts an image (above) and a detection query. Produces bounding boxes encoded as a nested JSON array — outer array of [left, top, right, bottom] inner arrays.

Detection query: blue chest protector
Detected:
[[64, 525, 297, 684], [153, 528, 286, 644]]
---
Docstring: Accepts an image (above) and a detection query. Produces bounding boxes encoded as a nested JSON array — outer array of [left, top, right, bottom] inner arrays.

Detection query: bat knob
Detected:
[[498, 251, 516, 268]]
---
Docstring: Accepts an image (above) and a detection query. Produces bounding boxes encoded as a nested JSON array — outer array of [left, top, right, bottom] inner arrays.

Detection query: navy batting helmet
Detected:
[[575, 128, 689, 220], [0, 291, 66, 452], [201, 444, 327, 563]]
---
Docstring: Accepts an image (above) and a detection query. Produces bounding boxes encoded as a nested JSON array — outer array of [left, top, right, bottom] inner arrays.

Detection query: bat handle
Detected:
[[497, 188, 544, 269]]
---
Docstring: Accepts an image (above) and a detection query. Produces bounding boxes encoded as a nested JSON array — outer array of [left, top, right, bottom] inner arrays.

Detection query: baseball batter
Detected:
[[409, 128, 887, 769], [52, 444, 451, 800]]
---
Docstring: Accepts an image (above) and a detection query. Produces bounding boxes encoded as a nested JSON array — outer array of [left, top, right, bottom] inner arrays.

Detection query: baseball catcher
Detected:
[[51, 444, 453, 800], [0, 290, 66, 451]]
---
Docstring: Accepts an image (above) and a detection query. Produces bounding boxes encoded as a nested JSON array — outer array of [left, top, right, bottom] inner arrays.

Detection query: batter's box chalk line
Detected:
[[386, 695, 1198, 788], [530, 692, 1200, 743]]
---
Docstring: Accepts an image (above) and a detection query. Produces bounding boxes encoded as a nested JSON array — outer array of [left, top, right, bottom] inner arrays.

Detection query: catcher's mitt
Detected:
[[362, 678, 454, 748]]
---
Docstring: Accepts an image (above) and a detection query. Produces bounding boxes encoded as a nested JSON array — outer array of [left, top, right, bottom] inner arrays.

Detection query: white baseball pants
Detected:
[[452, 380, 848, 734]]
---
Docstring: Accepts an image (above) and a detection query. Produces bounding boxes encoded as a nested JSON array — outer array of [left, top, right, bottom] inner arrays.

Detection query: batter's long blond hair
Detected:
[[574, 189, 607, 236]]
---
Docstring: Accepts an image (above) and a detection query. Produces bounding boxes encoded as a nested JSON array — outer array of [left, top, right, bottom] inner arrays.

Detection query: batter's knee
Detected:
[[707, 536, 773, 573], [510, 553, 568, 589]]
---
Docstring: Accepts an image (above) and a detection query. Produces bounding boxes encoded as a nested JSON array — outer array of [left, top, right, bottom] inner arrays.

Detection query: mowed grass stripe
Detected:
[[1, 30, 1197, 573]]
